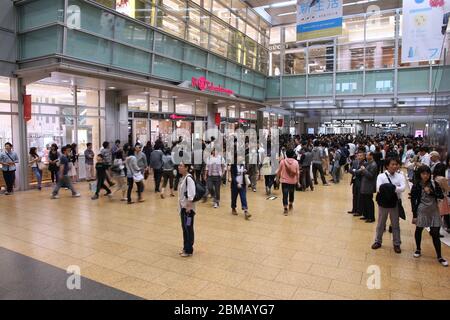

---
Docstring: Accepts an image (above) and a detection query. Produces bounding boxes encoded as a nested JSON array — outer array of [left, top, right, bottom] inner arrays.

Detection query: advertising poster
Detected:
[[401, 0, 447, 63], [116, 0, 135, 18], [296, 0, 343, 41]]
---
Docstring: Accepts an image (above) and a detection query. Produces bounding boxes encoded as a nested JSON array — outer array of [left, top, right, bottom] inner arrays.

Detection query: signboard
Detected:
[[401, 0, 447, 63], [296, 0, 343, 42], [116, 0, 135, 18], [415, 130, 424, 137], [191, 77, 234, 96]]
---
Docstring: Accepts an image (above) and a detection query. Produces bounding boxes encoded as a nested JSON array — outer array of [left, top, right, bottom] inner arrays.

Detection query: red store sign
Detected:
[[191, 77, 234, 96]]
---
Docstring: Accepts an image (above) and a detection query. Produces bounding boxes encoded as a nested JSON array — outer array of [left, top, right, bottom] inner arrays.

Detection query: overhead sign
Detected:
[[191, 77, 234, 96], [401, 0, 447, 63], [296, 0, 343, 42]]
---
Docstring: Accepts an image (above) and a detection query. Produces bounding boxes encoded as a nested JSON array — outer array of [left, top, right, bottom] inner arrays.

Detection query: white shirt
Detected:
[[376, 171, 406, 197], [419, 153, 431, 167], [370, 144, 376, 153], [294, 145, 302, 160], [348, 143, 356, 157], [178, 174, 196, 212]]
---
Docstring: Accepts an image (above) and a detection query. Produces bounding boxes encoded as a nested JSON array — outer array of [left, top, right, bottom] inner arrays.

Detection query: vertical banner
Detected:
[[215, 113, 221, 127], [296, 0, 343, 42], [23, 95, 31, 122], [401, 0, 447, 63]]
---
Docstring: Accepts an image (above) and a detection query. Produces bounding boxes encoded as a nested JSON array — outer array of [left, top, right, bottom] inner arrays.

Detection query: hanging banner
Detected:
[[296, 0, 343, 42], [23, 95, 31, 122], [401, 0, 447, 63]]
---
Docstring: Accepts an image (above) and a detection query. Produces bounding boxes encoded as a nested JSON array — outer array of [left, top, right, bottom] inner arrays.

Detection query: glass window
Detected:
[[284, 44, 306, 75], [285, 25, 296, 43], [20, 26, 63, 60], [308, 41, 334, 73], [66, 29, 111, 65], [187, 25, 209, 49], [134, 0, 156, 25], [77, 89, 99, 107], [270, 52, 280, 76], [0, 115, 12, 152], [231, 0, 246, 19], [78, 117, 101, 154], [246, 8, 259, 28], [112, 43, 151, 73], [366, 11, 396, 41], [176, 102, 194, 114], [218, 106, 227, 117], [246, 24, 258, 42], [336, 72, 363, 95], [337, 43, 365, 71], [269, 27, 281, 45], [339, 15, 365, 44], [187, 5, 210, 30], [210, 19, 229, 42], [115, 17, 152, 49], [229, 31, 244, 50], [161, 99, 174, 113], [27, 83, 74, 105], [156, 9, 186, 39], [149, 98, 160, 112], [398, 45, 434, 67], [244, 52, 257, 69], [153, 55, 182, 80], [228, 46, 243, 63], [157, 0, 186, 14], [68, 0, 114, 38], [0, 77, 10, 101], [94, 0, 115, 8], [365, 40, 395, 69], [128, 95, 148, 112], [210, 35, 228, 57], [19, 0, 64, 32], [212, 0, 230, 24], [27, 115, 75, 155], [195, 103, 207, 116], [208, 54, 226, 74], [154, 32, 183, 60]]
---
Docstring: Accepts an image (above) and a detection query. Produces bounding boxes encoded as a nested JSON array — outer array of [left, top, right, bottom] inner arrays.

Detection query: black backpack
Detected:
[[376, 173, 398, 208], [338, 150, 347, 166], [185, 175, 206, 202]]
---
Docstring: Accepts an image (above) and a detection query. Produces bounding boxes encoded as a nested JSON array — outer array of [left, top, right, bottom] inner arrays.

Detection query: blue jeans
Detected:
[[32, 167, 42, 188], [282, 183, 295, 207], [180, 208, 195, 254], [231, 184, 248, 210]]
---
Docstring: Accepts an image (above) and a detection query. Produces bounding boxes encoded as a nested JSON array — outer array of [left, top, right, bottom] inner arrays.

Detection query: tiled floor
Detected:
[[0, 173, 449, 300]]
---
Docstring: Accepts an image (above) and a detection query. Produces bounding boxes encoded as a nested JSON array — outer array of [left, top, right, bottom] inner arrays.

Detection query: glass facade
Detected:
[[90, 0, 269, 74], [267, 9, 450, 99]]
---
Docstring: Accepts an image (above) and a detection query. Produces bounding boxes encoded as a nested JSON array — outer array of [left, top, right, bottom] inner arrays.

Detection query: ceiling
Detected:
[[246, 0, 402, 26]]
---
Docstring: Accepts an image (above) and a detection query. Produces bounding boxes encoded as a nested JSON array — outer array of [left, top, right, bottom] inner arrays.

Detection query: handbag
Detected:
[[38, 161, 46, 171], [133, 172, 144, 182], [438, 197, 450, 216]]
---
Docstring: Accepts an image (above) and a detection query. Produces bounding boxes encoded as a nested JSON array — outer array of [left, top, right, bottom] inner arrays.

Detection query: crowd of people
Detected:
[[0, 132, 449, 265]]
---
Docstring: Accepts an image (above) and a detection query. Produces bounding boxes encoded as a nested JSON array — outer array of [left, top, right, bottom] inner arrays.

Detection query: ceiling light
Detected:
[[108, 86, 116, 90], [277, 11, 296, 17], [270, 1, 296, 9]]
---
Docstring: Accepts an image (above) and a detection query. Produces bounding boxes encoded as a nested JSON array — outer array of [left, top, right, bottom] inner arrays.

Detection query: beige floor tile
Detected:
[[292, 287, 350, 300], [193, 266, 247, 288], [291, 251, 341, 267], [152, 257, 202, 276], [114, 260, 166, 282], [83, 251, 129, 269], [157, 289, 201, 300], [196, 282, 260, 300], [119, 248, 163, 266], [111, 276, 168, 299], [81, 264, 129, 286], [422, 285, 450, 300], [238, 276, 298, 299], [328, 280, 391, 300], [390, 292, 426, 300], [308, 264, 363, 285], [275, 270, 331, 292]]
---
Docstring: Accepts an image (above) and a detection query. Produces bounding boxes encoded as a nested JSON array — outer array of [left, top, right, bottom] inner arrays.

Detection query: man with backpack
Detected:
[[372, 157, 406, 254]]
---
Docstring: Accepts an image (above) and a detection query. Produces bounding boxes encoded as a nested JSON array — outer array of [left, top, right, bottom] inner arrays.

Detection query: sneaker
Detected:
[[244, 211, 251, 220], [72, 193, 81, 198], [121, 198, 127, 202], [160, 194, 165, 199], [360, 217, 367, 220], [213, 203, 218, 208], [413, 250, 421, 258], [105, 192, 112, 197], [365, 219, 375, 223], [231, 208, 238, 215], [138, 198, 145, 203], [91, 194, 99, 200], [324, 183, 330, 186], [252, 188, 256, 192], [438, 258, 448, 267], [394, 246, 402, 254], [51, 194, 59, 199], [283, 208, 288, 216], [127, 201, 134, 204], [180, 253, 192, 258], [288, 203, 293, 211], [347, 211, 355, 214], [371, 242, 382, 250], [170, 193, 175, 197]]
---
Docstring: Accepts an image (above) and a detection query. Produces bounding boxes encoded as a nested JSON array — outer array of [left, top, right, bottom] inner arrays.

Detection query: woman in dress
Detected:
[[411, 165, 448, 267]]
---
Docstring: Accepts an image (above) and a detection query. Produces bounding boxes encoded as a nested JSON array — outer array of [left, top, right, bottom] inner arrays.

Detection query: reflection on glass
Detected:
[[128, 95, 148, 111], [285, 25, 296, 43], [210, 35, 228, 57], [27, 83, 74, 105], [210, 18, 229, 42], [212, 0, 230, 24], [187, 25, 209, 48], [337, 44, 364, 71], [156, 9, 186, 38], [366, 11, 395, 41], [339, 16, 365, 44], [308, 42, 334, 73], [0, 77, 10, 101], [284, 45, 306, 75], [365, 41, 395, 69], [77, 89, 99, 107]]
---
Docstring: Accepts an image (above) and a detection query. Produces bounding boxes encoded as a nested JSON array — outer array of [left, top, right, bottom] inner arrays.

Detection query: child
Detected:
[[91, 154, 112, 200], [410, 165, 448, 267]]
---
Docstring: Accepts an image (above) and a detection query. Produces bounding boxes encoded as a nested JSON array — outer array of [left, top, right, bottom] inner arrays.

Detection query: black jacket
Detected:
[[410, 181, 444, 218]]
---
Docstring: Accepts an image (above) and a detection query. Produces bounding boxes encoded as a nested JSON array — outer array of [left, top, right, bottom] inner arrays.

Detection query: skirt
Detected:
[[416, 204, 442, 228]]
